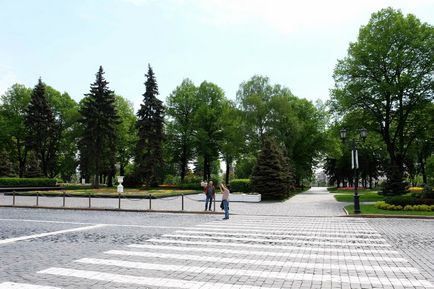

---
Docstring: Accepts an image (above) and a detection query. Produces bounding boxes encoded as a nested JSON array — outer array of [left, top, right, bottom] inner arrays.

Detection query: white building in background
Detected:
[[314, 170, 328, 187]]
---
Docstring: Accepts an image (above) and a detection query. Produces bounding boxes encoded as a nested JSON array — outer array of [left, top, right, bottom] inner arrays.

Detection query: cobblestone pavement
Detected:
[[0, 187, 344, 216], [0, 188, 433, 288]]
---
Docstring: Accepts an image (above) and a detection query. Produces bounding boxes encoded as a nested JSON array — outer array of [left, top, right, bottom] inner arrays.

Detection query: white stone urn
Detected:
[[117, 176, 124, 193]]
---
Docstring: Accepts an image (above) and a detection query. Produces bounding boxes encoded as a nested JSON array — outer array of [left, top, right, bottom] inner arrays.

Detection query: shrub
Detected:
[[421, 184, 434, 199], [375, 201, 403, 210], [163, 175, 180, 185], [183, 174, 202, 184], [0, 178, 57, 187], [384, 195, 434, 206], [408, 186, 423, 193], [230, 179, 251, 193], [122, 173, 142, 188], [176, 183, 202, 190]]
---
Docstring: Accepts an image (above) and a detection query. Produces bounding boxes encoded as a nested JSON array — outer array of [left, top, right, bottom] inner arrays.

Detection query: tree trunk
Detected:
[[180, 147, 187, 182], [225, 157, 231, 185], [203, 155, 208, 181]]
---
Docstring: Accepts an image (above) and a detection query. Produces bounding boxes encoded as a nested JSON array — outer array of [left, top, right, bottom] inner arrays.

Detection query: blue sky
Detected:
[[1, 0, 433, 110]]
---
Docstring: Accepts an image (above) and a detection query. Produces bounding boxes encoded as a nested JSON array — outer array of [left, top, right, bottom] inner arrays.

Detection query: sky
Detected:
[[1, 0, 434, 111]]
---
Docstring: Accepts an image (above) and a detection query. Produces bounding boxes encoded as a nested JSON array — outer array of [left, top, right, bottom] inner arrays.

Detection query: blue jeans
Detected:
[[223, 199, 229, 219], [205, 195, 213, 210]]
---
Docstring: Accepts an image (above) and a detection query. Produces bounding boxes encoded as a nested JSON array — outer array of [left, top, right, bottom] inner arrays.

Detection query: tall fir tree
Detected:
[[251, 138, 294, 200], [135, 64, 165, 186], [79, 66, 119, 188], [25, 78, 60, 177]]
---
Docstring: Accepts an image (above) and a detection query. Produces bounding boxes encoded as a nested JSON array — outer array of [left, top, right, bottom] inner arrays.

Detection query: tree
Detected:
[[236, 75, 274, 151], [0, 84, 32, 177], [79, 66, 119, 188], [251, 137, 293, 200], [331, 8, 434, 195], [220, 100, 244, 184], [45, 86, 80, 182], [193, 81, 225, 181], [25, 79, 60, 178], [165, 79, 198, 182], [135, 64, 165, 186], [115, 95, 137, 176], [237, 75, 326, 186]]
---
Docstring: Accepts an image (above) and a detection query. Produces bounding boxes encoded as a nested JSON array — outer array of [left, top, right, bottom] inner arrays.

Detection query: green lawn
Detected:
[[345, 204, 434, 216], [334, 192, 384, 202], [7, 188, 201, 199], [328, 187, 378, 194]]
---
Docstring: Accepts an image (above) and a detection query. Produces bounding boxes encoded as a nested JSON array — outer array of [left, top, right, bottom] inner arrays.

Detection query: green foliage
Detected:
[[427, 156, 434, 186], [183, 173, 202, 184], [331, 7, 434, 193], [251, 138, 294, 200], [25, 79, 60, 178], [376, 201, 434, 212], [122, 172, 142, 188], [421, 184, 434, 199], [230, 179, 251, 193], [193, 81, 225, 181], [135, 64, 165, 187], [115, 95, 137, 176], [236, 75, 326, 185], [0, 178, 57, 187], [384, 196, 434, 206], [234, 155, 256, 178], [0, 84, 32, 177], [176, 183, 202, 190], [165, 79, 199, 182], [220, 100, 244, 184], [79, 66, 119, 188]]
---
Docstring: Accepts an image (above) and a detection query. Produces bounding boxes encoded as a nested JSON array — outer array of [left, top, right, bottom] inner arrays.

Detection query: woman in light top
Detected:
[[220, 183, 230, 220]]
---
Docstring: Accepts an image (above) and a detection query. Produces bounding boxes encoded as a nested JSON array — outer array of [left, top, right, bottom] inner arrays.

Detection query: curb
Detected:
[[0, 205, 223, 215], [342, 213, 434, 219]]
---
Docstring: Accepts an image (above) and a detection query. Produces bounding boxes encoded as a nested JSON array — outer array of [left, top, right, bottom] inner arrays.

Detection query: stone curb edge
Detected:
[[0, 205, 223, 215], [343, 213, 434, 219]]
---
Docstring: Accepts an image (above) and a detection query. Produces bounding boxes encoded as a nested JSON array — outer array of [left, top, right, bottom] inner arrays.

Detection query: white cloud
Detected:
[[120, 0, 434, 35], [0, 65, 19, 96], [151, 0, 434, 35]]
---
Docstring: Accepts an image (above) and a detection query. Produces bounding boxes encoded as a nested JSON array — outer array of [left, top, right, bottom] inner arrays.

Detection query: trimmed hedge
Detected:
[[376, 201, 434, 212], [384, 195, 434, 206], [230, 179, 251, 193], [0, 178, 57, 187], [176, 183, 202, 190]]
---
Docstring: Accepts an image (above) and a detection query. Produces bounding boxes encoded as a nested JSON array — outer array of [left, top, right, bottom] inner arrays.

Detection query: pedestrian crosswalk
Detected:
[[1, 216, 433, 289]]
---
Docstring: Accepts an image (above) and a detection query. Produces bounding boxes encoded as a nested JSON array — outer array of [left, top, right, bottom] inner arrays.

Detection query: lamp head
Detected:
[[360, 128, 368, 141], [340, 128, 347, 141]]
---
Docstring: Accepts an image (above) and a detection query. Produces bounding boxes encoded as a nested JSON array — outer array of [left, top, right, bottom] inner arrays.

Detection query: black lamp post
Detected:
[[340, 128, 367, 214]]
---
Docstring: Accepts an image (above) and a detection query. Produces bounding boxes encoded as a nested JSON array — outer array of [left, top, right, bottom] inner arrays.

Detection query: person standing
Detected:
[[220, 183, 230, 219], [204, 181, 215, 211]]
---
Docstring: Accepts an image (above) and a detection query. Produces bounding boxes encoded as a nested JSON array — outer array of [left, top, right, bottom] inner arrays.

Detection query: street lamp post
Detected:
[[340, 128, 367, 214]]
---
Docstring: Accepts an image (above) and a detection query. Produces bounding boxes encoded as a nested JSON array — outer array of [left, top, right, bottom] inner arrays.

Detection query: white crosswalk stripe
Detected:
[[182, 226, 383, 237], [161, 233, 392, 247], [146, 238, 402, 254], [38, 267, 277, 289], [128, 243, 408, 262], [175, 229, 387, 242], [0, 282, 60, 289], [5, 216, 434, 289], [103, 250, 418, 273]]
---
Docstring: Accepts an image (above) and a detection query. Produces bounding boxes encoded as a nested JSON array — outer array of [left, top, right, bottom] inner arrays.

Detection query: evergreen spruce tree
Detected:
[[135, 64, 165, 186], [79, 66, 119, 188], [251, 138, 293, 200], [25, 78, 60, 177]]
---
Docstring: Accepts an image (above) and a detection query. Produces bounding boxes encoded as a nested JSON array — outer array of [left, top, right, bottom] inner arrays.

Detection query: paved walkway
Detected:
[[1, 214, 433, 289], [0, 187, 345, 216], [1, 188, 434, 288]]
